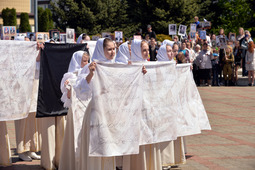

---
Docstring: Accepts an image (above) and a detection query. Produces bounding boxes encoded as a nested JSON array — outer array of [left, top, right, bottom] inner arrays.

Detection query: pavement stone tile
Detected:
[[212, 125, 255, 134], [188, 145, 255, 158], [210, 158, 255, 170], [186, 134, 237, 145]]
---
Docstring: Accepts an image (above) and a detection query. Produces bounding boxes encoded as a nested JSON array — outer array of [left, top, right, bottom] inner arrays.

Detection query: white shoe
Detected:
[[27, 151, 41, 160], [162, 166, 171, 170], [19, 152, 32, 161]]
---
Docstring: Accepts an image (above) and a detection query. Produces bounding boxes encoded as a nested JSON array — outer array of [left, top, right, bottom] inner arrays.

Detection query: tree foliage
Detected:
[[50, 0, 255, 38], [19, 13, 31, 32], [2, 8, 17, 26], [38, 7, 54, 32]]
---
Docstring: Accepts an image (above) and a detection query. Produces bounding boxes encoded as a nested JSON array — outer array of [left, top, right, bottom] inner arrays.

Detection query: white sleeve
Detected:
[[73, 65, 92, 101], [35, 62, 40, 79], [60, 72, 77, 108]]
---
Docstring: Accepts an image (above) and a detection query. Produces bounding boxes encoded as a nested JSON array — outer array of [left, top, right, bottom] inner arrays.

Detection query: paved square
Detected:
[[2, 87, 255, 170]]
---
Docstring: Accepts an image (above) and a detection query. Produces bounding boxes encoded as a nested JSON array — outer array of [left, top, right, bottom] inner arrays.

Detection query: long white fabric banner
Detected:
[[175, 64, 211, 136], [89, 63, 143, 157], [0, 41, 38, 121], [87, 62, 210, 157], [139, 62, 178, 145]]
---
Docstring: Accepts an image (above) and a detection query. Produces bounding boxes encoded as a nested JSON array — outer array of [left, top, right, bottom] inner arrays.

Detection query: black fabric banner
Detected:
[[36, 43, 87, 118]]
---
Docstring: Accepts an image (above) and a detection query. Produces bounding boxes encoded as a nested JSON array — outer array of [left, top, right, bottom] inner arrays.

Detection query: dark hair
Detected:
[[82, 33, 87, 40], [103, 38, 114, 49]]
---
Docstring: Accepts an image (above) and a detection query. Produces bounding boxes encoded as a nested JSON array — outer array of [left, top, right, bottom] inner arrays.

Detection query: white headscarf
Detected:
[[131, 39, 147, 62], [68, 51, 86, 73], [14, 36, 25, 41], [156, 44, 169, 61], [115, 42, 130, 64], [162, 39, 174, 47], [91, 38, 114, 63], [77, 33, 85, 44]]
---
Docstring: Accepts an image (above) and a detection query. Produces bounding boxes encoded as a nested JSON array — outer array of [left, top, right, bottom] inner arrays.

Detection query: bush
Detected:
[[2, 8, 17, 26], [156, 34, 172, 42], [19, 13, 31, 32]]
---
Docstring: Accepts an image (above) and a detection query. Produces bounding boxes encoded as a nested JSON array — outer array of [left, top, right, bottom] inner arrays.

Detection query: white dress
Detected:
[[245, 51, 255, 71]]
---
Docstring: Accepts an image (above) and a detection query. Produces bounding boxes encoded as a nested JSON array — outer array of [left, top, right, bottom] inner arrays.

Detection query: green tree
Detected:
[[51, 0, 131, 36], [19, 13, 31, 32], [2, 8, 17, 26], [38, 7, 54, 32]]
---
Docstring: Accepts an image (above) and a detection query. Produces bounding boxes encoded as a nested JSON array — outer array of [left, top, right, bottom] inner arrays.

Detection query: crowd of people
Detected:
[[131, 17, 255, 86]]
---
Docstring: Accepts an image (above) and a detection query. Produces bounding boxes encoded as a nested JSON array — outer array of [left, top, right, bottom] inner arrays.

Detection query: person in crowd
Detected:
[[144, 24, 156, 39], [186, 42, 195, 62], [237, 27, 245, 42], [194, 16, 200, 29], [206, 33, 212, 47], [218, 28, 227, 85], [172, 43, 179, 61], [245, 41, 255, 86], [197, 42, 213, 86], [233, 41, 242, 85], [237, 28, 246, 76], [193, 44, 201, 85], [149, 37, 158, 61], [211, 48, 220, 86], [178, 42, 190, 62], [145, 34, 150, 43], [241, 30, 253, 77], [177, 52, 187, 64], [211, 34, 217, 48], [173, 35, 180, 47], [222, 46, 234, 86]]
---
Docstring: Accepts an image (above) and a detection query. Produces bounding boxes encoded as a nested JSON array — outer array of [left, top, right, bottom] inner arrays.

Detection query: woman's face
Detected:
[[203, 44, 208, 50], [219, 29, 224, 35], [235, 41, 240, 47], [239, 28, 244, 35], [226, 47, 230, 53], [186, 43, 191, 49], [141, 43, 149, 60], [81, 54, 89, 68], [104, 41, 116, 60], [166, 45, 173, 60], [195, 47, 200, 52]]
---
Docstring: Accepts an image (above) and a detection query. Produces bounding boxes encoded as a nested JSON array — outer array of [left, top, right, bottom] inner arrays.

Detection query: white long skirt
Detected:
[[0, 121, 11, 166], [40, 116, 66, 170], [78, 102, 116, 170], [14, 112, 42, 154]]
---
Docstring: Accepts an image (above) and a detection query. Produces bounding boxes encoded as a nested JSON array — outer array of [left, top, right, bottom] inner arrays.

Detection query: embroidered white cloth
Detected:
[[85, 62, 211, 157], [175, 64, 211, 136], [0, 41, 39, 121], [139, 62, 179, 145], [89, 62, 143, 157]]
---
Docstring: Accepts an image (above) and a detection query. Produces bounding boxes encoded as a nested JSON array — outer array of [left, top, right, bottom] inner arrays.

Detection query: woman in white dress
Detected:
[[76, 38, 117, 170], [245, 41, 255, 86], [59, 51, 90, 170], [156, 44, 186, 169]]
